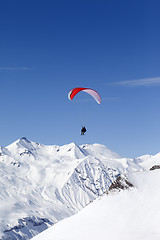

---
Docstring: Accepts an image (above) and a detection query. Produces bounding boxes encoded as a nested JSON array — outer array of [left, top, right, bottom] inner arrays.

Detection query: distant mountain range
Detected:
[[0, 137, 159, 239]]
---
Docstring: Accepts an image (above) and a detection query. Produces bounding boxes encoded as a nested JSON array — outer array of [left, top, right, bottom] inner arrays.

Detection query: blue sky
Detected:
[[1, 0, 160, 158]]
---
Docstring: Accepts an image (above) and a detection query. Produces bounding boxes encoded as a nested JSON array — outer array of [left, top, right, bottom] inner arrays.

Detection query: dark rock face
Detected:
[[150, 165, 160, 171], [109, 175, 134, 191]]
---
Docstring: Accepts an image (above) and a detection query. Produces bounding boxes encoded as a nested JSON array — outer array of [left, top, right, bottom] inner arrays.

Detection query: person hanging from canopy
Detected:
[[68, 87, 101, 135], [81, 126, 87, 135]]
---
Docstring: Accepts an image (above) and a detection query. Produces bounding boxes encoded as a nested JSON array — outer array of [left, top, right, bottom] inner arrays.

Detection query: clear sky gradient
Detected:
[[1, 0, 160, 158]]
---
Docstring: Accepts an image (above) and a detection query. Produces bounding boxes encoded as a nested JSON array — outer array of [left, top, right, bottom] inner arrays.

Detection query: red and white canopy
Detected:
[[68, 87, 101, 104]]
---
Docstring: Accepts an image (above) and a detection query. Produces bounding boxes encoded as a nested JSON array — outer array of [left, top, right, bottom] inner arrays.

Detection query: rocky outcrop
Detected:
[[150, 165, 160, 171], [109, 175, 134, 191]]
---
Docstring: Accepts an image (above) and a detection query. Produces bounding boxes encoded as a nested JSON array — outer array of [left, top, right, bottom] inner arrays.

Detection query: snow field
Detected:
[[0, 137, 160, 239], [32, 170, 160, 240]]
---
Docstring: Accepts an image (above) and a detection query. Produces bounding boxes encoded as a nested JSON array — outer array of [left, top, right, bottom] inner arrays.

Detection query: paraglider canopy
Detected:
[[68, 87, 101, 104]]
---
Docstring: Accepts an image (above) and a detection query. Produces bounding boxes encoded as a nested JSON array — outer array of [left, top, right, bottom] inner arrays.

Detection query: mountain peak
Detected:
[[0, 138, 153, 240], [5, 137, 37, 153], [20, 137, 31, 143], [18, 137, 32, 146], [59, 142, 86, 159]]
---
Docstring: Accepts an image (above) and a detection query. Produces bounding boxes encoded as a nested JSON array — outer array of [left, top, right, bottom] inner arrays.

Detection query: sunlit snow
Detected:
[[32, 170, 160, 240], [0, 137, 160, 239]]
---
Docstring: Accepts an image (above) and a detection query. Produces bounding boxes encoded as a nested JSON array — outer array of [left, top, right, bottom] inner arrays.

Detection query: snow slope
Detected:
[[32, 169, 160, 240], [135, 153, 160, 170], [0, 137, 138, 239]]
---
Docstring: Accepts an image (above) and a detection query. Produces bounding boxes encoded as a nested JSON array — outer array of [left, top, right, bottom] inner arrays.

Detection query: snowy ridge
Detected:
[[0, 138, 158, 239], [32, 170, 160, 240], [135, 153, 160, 170]]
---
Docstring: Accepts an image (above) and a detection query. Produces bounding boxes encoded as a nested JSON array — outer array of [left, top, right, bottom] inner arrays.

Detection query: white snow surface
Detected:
[[135, 153, 160, 170], [0, 137, 159, 239], [32, 169, 160, 240]]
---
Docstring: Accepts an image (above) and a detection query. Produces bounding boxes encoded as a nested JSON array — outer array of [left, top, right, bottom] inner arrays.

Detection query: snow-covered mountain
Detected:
[[0, 137, 159, 239], [32, 169, 160, 240], [135, 153, 160, 170]]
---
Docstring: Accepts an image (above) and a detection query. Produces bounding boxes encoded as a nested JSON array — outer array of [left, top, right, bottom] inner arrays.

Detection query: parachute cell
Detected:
[[68, 87, 101, 104]]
